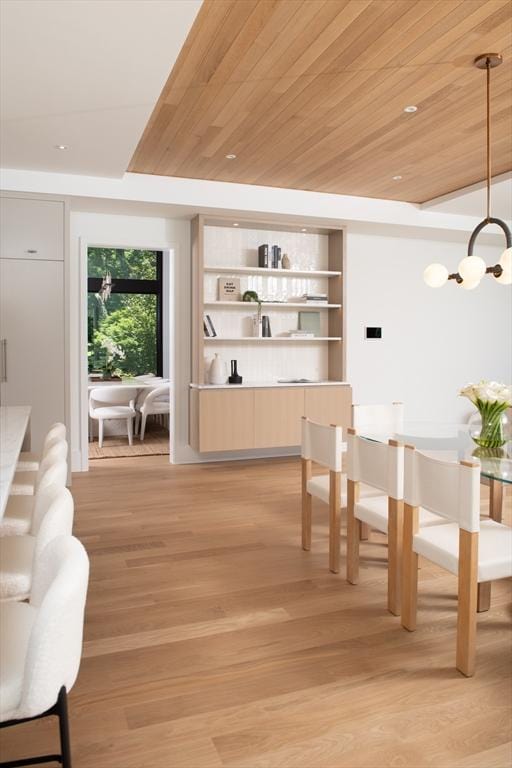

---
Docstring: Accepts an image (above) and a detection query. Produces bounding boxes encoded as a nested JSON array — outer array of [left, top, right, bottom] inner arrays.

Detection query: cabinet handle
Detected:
[[0, 339, 6, 383], [26, 249, 38, 254]]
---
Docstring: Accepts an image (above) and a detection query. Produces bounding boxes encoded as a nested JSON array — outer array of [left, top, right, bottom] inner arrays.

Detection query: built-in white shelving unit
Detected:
[[192, 214, 345, 386], [189, 214, 349, 453]]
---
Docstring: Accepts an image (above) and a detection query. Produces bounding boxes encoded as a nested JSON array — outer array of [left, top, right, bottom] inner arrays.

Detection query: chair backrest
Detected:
[[18, 536, 89, 719], [43, 423, 67, 453], [30, 487, 74, 562], [347, 429, 404, 499], [143, 384, 170, 409], [89, 387, 138, 408], [35, 441, 68, 486], [404, 447, 480, 532], [36, 460, 68, 497], [352, 402, 404, 432], [301, 418, 342, 472]]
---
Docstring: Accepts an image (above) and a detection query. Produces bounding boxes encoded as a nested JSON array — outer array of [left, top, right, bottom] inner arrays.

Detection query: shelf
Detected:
[[204, 301, 341, 309], [204, 265, 341, 278], [203, 337, 342, 342]]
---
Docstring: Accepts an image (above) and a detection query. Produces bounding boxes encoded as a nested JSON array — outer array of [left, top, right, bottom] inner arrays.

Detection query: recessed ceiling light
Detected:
[[301, 228, 307, 232], [403, 105, 417, 113], [54, 144, 68, 150], [392, 175, 403, 180], [233, 223, 239, 227], [225, 153, 237, 159]]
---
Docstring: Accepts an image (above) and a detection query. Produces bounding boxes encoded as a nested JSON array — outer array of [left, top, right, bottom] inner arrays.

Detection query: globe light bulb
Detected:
[[423, 263, 448, 288], [494, 266, 512, 285], [458, 255, 486, 281], [461, 276, 481, 290], [499, 246, 512, 272]]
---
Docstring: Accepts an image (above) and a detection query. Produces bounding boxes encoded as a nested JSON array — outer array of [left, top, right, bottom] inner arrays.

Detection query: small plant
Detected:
[[100, 337, 125, 379]]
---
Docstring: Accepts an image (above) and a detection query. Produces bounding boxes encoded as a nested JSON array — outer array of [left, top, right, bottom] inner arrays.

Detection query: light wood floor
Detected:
[[1, 456, 511, 768]]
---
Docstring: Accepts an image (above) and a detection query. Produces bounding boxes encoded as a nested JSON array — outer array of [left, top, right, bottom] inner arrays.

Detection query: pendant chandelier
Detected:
[[424, 53, 511, 290]]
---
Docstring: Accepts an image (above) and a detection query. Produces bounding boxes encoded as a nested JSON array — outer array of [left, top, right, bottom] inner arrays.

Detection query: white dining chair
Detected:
[[10, 440, 68, 496], [345, 429, 443, 615], [0, 535, 89, 768], [0, 460, 68, 537], [401, 447, 512, 677], [301, 417, 345, 573], [352, 402, 404, 432], [89, 386, 138, 448], [0, 486, 74, 602], [136, 383, 170, 441], [17, 422, 67, 472]]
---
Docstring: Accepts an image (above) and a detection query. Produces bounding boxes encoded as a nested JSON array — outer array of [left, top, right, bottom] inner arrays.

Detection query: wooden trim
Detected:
[[191, 215, 204, 384], [388, 439, 402, 448], [387, 497, 403, 617], [346, 478, 360, 585], [301, 458, 312, 552], [456, 529, 478, 677], [328, 470, 341, 574], [401, 503, 419, 631]]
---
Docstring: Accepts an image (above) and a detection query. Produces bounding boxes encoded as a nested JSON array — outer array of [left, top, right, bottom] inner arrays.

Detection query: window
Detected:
[[87, 248, 163, 376]]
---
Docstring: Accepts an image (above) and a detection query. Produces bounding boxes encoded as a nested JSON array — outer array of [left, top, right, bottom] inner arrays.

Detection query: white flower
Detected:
[[100, 337, 125, 360], [459, 380, 512, 407]]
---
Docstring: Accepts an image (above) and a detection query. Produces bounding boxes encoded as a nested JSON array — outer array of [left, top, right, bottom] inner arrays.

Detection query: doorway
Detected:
[[84, 246, 173, 463]]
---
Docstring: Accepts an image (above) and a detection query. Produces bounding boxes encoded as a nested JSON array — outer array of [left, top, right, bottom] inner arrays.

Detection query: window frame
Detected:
[[87, 250, 163, 376]]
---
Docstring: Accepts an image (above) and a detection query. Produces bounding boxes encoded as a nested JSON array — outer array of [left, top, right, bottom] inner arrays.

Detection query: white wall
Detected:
[[69, 211, 192, 470], [345, 225, 512, 422]]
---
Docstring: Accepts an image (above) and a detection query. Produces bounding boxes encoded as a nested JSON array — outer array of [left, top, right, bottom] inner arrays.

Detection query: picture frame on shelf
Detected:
[[218, 277, 241, 301]]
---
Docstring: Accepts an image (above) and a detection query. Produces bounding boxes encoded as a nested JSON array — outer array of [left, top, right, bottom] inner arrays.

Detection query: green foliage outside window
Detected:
[[88, 248, 159, 377]]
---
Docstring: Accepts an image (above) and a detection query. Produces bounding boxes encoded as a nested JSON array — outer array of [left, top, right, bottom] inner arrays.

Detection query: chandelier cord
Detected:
[[486, 58, 491, 222]]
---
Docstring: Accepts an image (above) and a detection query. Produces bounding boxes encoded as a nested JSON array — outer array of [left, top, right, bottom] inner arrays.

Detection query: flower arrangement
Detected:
[[100, 337, 125, 379], [459, 380, 512, 448]]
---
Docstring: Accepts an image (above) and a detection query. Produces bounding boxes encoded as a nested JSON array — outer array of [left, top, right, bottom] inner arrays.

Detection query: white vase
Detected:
[[209, 354, 227, 384]]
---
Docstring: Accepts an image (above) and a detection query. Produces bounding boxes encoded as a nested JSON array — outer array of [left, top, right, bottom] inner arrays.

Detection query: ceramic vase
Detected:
[[209, 354, 227, 384]]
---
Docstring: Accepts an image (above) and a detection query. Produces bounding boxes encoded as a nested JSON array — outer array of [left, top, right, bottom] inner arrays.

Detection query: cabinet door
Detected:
[[0, 259, 65, 450], [254, 387, 304, 447], [0, 197, 64, 261], [199, 389, 254, 451], [304, 386, 352, 429]]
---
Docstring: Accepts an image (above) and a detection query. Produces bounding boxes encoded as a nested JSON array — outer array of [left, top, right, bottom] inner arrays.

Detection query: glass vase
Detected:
[[468, 406, 510, 449]]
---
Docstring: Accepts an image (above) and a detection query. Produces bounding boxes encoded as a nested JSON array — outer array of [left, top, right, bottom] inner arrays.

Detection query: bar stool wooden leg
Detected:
[[329, 471, 341, 573]]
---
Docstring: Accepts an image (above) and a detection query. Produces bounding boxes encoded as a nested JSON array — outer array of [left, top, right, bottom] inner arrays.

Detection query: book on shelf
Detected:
[[203, 319, 210, 337], [287, 331, 315, 339], [205, 314, 217, 337], [290, 294, 329, 304], [258, 244, 269, 268], [271, 245, 281, 269]]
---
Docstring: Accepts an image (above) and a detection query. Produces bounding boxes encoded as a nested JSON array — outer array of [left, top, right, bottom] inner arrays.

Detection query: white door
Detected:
[[0, 258, 65, 451]]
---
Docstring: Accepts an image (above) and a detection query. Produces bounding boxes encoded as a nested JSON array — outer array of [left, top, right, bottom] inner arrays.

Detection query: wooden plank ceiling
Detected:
[[128, 0, 512, 203]]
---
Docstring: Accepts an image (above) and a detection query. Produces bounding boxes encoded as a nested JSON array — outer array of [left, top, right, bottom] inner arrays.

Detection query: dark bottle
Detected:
[[228, 359, 242, 385]]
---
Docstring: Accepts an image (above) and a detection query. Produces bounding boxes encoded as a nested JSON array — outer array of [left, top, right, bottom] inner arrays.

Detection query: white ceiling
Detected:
[[423, 175, 512, 221], [0, 0, 202, 177]]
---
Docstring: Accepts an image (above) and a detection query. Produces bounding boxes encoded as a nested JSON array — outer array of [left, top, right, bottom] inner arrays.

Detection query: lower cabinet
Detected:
[[190, 385, 352, 452], [254, 387, 304, 448]]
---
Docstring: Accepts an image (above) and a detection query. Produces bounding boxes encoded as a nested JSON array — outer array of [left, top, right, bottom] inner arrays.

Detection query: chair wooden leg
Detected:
[[478, 480, 503, 612], [387, 498, 403, 616], [98, 419, 104, 449], [359, 522, 369, 541], [127, 418, 133, 446], [456, 530, 478, 677], [329, 470, 341, 574], [477, 582, 491, 613], [301, 458, 312, 551], [401, 503, 419, 631], [346, 479, 360, 584]]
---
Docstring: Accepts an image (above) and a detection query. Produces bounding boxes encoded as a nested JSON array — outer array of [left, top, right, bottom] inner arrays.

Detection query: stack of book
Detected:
[[293, 293, 328, 304], [287, 330, 315, 339]]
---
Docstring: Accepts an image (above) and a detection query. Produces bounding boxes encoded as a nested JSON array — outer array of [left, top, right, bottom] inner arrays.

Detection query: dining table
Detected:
[[0, 405, 31, 519], [357, 421, 511, 613]]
